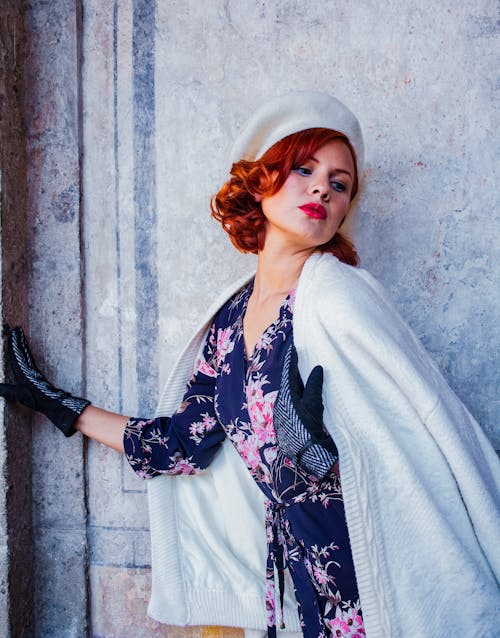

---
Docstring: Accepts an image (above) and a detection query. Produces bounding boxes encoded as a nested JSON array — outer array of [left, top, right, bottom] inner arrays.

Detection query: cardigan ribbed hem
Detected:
[[147, 475, 188, 623], [149, 589, 302, 631], [148, 591, 265, 627]]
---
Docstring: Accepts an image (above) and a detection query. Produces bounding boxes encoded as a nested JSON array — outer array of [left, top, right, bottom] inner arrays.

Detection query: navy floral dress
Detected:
[[124, 283, 365, 638]]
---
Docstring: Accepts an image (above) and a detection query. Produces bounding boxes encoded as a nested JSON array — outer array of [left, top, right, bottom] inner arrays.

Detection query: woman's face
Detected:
[[260, 139, 355, 252]]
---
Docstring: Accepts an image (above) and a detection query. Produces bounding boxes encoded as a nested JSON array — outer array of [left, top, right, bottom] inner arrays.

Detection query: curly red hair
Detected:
[[211, 128, 359, 266]]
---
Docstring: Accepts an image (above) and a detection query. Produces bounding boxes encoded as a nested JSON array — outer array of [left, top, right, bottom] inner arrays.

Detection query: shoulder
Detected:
[[295, 253, 435, 380], [296, 252, 400, 331], [294, 253, 442, 414]]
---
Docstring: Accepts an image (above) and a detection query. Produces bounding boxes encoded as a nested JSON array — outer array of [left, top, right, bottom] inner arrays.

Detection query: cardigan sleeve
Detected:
[[124, 321, 226, 479]]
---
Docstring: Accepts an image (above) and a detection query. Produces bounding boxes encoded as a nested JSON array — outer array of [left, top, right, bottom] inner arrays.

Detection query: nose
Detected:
[[309, 179, 330, 201]]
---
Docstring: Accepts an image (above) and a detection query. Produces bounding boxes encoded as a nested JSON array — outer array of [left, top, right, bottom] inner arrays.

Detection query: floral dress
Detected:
[[124, 282, 365, 638]]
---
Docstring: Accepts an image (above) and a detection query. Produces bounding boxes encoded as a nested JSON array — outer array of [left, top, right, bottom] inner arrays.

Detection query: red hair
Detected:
[[211, 128, 359, 266]]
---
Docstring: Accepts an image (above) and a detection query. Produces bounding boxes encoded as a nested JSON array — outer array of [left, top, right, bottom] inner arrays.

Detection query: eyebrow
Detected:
[[309, 156, 353, 178]]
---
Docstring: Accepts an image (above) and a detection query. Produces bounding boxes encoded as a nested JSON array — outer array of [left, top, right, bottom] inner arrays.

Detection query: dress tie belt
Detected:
[[265, 498, 327, 638], [265, 499, 290, 638]]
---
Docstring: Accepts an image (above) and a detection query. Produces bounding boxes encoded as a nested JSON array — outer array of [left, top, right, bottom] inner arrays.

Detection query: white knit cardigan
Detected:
[[147, 252, 500, 637]]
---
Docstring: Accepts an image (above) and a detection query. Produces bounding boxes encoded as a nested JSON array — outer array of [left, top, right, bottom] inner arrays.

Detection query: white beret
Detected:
[[229, 91, 364, 173]]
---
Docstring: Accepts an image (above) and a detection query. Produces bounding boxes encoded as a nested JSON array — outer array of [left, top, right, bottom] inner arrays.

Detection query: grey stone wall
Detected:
[[0, 0, 498, 636], [24, 1, 89, 636], [0, 1, 32, 636], [84, 1, 499, 635]]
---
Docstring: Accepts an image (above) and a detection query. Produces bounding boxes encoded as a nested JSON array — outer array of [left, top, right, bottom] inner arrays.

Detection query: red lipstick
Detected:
[[299, 203, 327, 220]]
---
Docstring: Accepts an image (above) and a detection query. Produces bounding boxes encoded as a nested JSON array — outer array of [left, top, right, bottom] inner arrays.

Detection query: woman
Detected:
[[1, 92, 499, 638]]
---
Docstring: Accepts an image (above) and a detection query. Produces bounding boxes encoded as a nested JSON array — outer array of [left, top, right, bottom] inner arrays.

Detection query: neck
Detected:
[[252, 243, 315, 300]]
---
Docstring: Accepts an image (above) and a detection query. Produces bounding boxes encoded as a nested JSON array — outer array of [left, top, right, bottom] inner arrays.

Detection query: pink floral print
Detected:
[[216, 326, 235, 366], [189, 412, 217, 444], [325, 600, 365, 637], [124, 281, 363, 637], [194, 355, 217, 378], [245, 374, 278, 444]]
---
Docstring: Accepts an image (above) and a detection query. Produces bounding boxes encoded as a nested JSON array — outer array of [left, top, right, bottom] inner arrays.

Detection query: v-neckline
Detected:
[[241, 282, 293, 364]]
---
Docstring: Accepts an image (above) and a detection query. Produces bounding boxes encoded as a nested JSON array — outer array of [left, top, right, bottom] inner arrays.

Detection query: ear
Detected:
[[254, 193, 263, 202]]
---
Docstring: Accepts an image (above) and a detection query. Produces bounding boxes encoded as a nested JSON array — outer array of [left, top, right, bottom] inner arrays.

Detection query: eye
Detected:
[[294, 166, 312, 176], [330, 180, 346, 192]]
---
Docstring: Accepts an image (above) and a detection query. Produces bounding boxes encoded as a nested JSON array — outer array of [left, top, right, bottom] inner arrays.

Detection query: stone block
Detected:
[[34, 529, 88, 638], [90, 564, 244, 638]]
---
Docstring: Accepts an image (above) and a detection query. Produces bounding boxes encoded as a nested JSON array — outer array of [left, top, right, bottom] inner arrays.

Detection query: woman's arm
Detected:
[[75, 405, 128, 453], [0, 327, 130, 451], [1, 325, 226, 477]]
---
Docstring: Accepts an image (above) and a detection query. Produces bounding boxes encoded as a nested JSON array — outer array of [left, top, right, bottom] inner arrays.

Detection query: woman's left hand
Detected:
[[274, 343, 338, 479]]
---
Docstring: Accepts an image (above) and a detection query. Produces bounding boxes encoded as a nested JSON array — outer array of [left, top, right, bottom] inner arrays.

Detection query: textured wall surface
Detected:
[[81, 0, 499, 636], [0, 2, 32, 636], [24, 1, 89, 636], [1, 0, 497, 636]]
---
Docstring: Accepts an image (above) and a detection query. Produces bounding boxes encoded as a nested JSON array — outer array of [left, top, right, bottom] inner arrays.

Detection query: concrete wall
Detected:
[[24, 2, 89, 636], [84, 1, 499, 636], [0, 0, 498, 636], [0, 2, 32, 636]]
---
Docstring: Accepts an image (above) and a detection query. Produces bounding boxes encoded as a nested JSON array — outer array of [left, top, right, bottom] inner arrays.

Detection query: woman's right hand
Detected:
[[0, 326, 91, 437]]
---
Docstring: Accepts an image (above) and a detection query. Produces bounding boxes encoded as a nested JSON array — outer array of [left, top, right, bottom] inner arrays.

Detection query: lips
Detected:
[[299, 203, 327, 220]]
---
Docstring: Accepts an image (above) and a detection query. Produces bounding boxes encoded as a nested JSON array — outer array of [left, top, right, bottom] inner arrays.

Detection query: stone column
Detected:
[[0, 1, 32, 636], [24, 1, 89, 636]]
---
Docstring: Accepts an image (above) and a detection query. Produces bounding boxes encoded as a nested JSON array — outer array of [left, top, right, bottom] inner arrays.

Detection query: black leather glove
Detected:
[[274, 343, 338, 479], [0, 326, 90, 436]]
